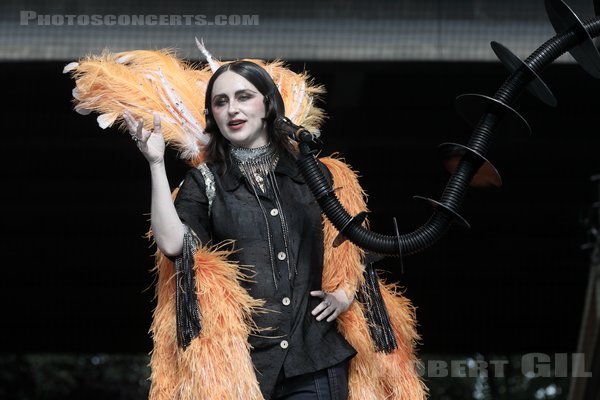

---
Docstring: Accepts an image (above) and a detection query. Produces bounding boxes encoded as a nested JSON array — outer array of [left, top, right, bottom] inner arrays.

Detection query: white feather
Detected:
[[115, 54, 133, 64], [179, 124, 202, 159], [75, 105, 91, 115], [62, 62, 79, 74], [288, 81, 305, 123], [97, 112, 118, 129], [195, 37, 220, 73], [135, 66, 209, 159], [155, 67, 205, 137]]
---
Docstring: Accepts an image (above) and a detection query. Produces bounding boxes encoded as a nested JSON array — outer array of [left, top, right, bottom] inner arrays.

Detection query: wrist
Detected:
[[332, 287, 352, 311], [335, 286, 354, 303], [148, 158, 165, 168], [149, 159, 166, 169]]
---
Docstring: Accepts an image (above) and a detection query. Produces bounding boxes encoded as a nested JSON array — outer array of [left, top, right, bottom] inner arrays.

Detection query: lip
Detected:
[[228, 119, 246, 131]]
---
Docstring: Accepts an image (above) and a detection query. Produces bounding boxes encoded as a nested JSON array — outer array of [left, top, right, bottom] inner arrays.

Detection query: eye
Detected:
[[213, 97, 227, 107], [238, 92, 253, 101]]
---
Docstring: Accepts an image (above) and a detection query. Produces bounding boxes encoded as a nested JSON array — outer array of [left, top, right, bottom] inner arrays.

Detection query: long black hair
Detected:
[[203, 60, 295, 169]]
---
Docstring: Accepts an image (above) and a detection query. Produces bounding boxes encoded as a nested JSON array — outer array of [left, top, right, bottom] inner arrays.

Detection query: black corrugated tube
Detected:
[[281, 15, 600, 257]]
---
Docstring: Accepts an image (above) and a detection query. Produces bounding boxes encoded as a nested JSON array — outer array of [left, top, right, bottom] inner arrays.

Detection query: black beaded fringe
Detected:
[[175, 227, 202, 349], [357, 263, 398, 353]]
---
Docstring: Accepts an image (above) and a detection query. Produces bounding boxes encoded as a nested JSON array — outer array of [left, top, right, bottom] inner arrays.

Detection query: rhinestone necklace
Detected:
[[230, 143, 279, 193]]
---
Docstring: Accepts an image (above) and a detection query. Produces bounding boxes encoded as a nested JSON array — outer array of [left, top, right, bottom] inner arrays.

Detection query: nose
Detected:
[[227, 100, 239, 115]]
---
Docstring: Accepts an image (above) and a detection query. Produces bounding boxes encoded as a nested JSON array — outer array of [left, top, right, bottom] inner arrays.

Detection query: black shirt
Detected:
[[173, 154, 356, 399]]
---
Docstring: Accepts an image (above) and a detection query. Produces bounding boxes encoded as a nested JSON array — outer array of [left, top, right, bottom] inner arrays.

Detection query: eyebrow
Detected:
[[212, 89, 258, 99]]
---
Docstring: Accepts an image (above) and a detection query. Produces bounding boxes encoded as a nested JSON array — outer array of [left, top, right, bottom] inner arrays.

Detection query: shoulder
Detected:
[[175, 162, 217, 201], [179, 161, 220, 187], [318, 155, 360, 185], [178, 165, 205, 189], [318, 155, 366, 212], [196, 162, 215, 183]]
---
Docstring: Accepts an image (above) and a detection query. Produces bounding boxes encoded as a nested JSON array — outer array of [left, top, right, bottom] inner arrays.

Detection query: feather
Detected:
[[67, 49, 212, 162], [62, 62, 79, 73], [287, 80, 305, 123], [149, 240, 265, 400], [115, 53, 132, 64], [97, 112, 118, 129], [155, 66, 206, 148], [263, 60, 326, 137], [320, 156, 428, 399], [67, 43, 327, 163], [74, 105, 91, 115], [195, 37, 221, 73]]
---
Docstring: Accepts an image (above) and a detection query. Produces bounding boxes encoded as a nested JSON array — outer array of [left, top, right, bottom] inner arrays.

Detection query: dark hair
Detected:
[[203, 60, 295, 168]]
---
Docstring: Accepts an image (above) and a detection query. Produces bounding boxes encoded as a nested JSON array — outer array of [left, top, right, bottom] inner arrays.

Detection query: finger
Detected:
[[312, 299, 335, 317], [153, 113, 163, 134], [311, 301, 329, 316], [326, 310, 340, 322], [123, 113, 142, 145], [136, 118, 144, 138], [136, 118, 153, 144], [310, 292, 330, 311], [124, 112, 140, 133], [316, 305, 335, 321], [123, 112, 136, 133]]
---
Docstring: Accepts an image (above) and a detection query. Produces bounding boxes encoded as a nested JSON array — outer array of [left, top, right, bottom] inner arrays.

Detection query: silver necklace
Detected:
[[230, 143, 279, 193]]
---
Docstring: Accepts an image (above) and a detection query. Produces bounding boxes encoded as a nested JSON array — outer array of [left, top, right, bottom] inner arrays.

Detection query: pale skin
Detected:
[[123, 70, 351, 322]]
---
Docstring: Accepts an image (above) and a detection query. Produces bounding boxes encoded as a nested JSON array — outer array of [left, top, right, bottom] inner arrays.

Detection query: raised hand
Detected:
[[123, 112, 166, 165]]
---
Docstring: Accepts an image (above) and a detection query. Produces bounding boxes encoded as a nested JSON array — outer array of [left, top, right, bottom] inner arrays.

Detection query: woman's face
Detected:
[[210, 70, 268, 148]]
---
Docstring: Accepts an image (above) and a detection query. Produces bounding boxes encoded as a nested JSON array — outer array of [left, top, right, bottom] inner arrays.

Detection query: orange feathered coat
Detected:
[[148, 156, 427, 400]]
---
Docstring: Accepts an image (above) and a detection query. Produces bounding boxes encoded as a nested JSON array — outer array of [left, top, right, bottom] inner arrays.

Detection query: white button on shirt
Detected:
[[280, 340, 289, 349], [270, 208, 279, 216], [282, 297, 291, 306], [277, 251, 286, 260]]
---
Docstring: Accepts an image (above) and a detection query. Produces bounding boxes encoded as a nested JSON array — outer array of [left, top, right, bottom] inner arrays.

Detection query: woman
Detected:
[[68, 49, 426, 399], [124, 60, 356, 399]]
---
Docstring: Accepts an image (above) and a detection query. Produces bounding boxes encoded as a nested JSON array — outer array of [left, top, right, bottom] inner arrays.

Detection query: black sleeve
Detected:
[[173, 168, 212, 245]]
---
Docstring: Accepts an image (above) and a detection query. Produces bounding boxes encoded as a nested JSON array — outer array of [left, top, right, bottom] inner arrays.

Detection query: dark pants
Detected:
[[272, 360, 350, 400]]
